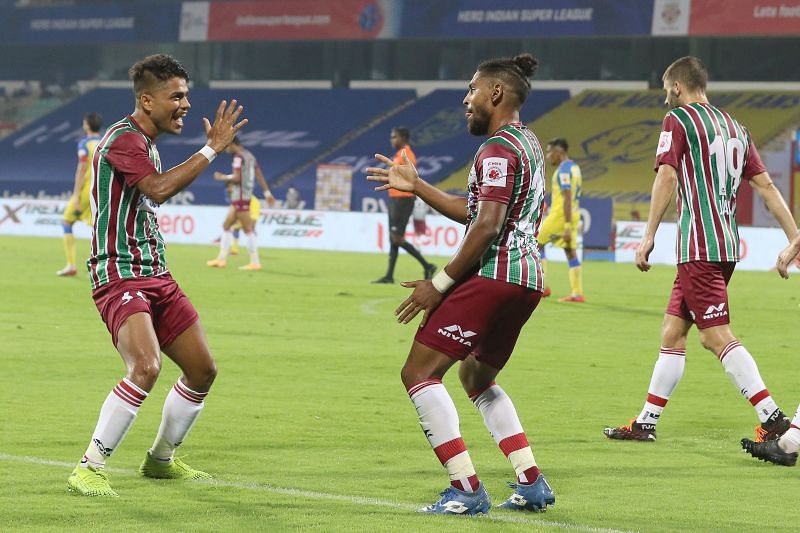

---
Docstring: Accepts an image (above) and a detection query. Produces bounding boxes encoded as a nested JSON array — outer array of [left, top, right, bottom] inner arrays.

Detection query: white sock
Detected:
[[218, 231, 233, 260], [81, 378, 147, 468], [718, 341, 778, 423], [408, 379, 478, 492], [778, 404, 800, 453], [149, 379, 208, 461], [245, 231, 259, 265], [471, 383, 538, 483], [636, 347, 685, 425]]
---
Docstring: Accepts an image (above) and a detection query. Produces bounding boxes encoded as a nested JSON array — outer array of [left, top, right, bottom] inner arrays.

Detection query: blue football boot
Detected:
[[498, 475, 555, 512], [418, 483, 492, 515]]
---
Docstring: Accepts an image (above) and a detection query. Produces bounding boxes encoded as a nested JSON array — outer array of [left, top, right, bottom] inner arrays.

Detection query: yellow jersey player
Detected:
[[536, 138, 584, 302], [57, 112, 103, 277]]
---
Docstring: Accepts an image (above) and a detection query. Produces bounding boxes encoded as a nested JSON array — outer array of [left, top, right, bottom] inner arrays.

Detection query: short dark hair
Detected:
[[663, 56, 708, 92], [84, 112, 102, 132], [392, 127, 410, 142], [548, 138, 568, 152], [128, 54, 190, 97], [477, 53, 539, 104]]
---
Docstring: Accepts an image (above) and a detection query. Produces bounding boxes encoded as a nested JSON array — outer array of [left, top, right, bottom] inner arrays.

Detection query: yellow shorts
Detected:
[[537, 213, 579, 249], [231, 197, 261, 231], [63, 192, 92, 225]]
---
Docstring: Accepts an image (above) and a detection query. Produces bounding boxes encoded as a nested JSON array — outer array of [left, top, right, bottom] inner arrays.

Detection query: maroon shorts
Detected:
[[92, 273, 199, 348], [666, 261, 735, 329], [231, 200, 250, 213], [415, 275, 542, 370]]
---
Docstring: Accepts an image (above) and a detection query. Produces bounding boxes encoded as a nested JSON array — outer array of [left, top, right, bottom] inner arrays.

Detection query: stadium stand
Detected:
[[0, 87, 416, 203]]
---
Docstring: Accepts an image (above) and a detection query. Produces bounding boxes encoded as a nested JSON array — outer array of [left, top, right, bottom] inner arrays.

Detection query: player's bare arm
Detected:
[[395, 199, 507, 325], [750, 172, 799, 242], [71, 158, 88, 207], [367, 150, 468, 224], [636, 163, 677, 272], [137, 100, 247, 204], [561, 188, 572, 245], [255, 164, 276, 207]]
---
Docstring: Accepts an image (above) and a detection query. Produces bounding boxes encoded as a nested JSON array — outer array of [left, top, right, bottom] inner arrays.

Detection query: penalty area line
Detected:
[[0, 453, 634, 533]]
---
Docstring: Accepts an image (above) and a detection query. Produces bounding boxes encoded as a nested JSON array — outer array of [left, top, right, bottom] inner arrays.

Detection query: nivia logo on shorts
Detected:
[[121, 290, 148, 305], [703, 303, 727, 320], [438, 324, 477, 346]]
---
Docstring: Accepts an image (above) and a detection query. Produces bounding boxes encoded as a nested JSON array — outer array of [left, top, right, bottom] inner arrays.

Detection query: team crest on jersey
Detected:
[[656, 131, 672, 155], [482, 157, 508, 187]]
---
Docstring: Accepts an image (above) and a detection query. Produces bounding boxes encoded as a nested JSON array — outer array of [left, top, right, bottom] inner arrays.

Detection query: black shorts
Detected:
[[388, 197, 415, 235]]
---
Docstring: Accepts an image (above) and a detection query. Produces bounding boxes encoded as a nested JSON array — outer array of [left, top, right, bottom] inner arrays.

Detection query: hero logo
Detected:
[[703, 303, 727, 320], [437, 324, 477, 346]]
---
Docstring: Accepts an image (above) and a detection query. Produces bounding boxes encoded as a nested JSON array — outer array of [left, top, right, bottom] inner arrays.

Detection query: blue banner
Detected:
[[0, 87, 415, 206], [0, 3, 180, 44], [401, 0, 653, 38]]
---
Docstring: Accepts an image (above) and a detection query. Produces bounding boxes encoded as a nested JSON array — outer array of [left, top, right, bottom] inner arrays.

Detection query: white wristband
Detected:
[[431, 269, 455, 294], [198, 145, 217, 162]]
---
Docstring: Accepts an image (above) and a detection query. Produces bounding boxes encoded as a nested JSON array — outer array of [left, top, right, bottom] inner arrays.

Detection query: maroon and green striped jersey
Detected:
[[87, 115, 167, 289], [655, 103, 766, 263], [466, 122, 546, 290]]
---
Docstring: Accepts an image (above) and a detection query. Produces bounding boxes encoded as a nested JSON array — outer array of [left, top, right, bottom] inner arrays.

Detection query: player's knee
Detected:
[[390, 233, 405, 246], [400, 363, 431, 389], [186, 360, 218, 391], [698, 331, 729, 355], [129, 358, 161, 389]]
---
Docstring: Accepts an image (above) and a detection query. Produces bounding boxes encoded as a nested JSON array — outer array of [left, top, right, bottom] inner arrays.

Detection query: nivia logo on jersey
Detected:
[[438, 324, 477, 346], [703, 303, 727, 320]]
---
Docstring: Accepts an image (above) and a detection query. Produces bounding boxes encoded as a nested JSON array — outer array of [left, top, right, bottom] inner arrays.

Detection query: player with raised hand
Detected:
[[604, 56, 798, 444], [67, 54, 247, 497], [367, 53, 554, 515]]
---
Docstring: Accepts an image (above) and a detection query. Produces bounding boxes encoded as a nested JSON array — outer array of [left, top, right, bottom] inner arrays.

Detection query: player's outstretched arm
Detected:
[[395, 199, 506, 325], [750, 172, 800, 243], [136, 100, 248, 204], [636, 163, 677, 272], [367, 150, 468, 224]]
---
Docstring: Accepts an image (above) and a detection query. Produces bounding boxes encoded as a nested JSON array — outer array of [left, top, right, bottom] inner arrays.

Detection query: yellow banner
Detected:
[[439, 90, 800, 221]]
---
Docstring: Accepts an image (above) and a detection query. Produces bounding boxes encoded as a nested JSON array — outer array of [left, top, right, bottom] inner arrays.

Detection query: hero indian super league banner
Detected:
[[0, 2, 180, 44], [180, 0, 401, 42], [399, 0, 654, 38]]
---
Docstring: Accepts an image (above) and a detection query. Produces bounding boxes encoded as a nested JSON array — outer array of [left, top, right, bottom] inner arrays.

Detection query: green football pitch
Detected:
[[2, 235, 800, 532]]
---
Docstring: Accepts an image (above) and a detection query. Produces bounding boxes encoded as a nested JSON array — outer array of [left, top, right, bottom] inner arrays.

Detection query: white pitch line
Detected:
[[0, 453, 635, 533], [359, 298, 395, 316]]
